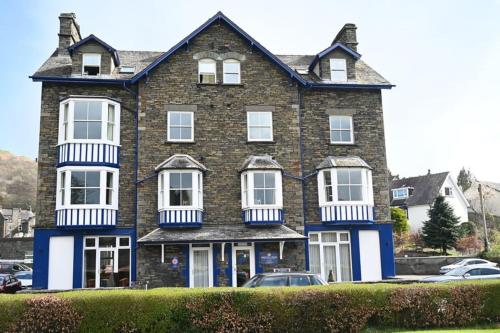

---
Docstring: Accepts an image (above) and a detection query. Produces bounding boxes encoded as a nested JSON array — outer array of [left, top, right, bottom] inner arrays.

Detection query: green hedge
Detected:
[[1, 281, 499, 333]]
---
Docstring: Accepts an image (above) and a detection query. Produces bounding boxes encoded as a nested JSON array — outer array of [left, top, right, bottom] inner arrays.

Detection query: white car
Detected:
[[439, 258, 497, 274], [14, 271, 32, 289], [423, 265, 500, 283]]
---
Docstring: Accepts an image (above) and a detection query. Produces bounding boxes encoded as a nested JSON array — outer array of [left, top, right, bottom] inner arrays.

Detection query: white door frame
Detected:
[[189, 244, 213, 288], [231, 242, 255, 287]]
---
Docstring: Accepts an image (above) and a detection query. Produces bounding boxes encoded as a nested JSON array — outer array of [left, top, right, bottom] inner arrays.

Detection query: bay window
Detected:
[[56, 166, 119, 209], [158, 170, 203, 210], [241, 170, 282, 208], [58, 98, 121, 145], [318, 167, 373, 206]]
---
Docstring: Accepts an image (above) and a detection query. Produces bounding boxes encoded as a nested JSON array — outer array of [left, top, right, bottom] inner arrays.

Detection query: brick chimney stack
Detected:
[[332, 23, 358, 52], [58, 13, 81, 52]]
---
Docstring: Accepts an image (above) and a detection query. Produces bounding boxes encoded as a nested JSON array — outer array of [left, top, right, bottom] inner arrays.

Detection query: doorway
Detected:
[[232, 243, 255, 287]]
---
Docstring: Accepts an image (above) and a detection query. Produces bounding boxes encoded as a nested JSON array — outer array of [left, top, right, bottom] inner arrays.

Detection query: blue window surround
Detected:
[[68, 34, 120, 66], [33, 227, 136, 289], [304, 223, 395, 280]]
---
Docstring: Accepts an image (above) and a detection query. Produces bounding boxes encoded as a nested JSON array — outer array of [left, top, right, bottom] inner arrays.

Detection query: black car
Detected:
[[242, 273, 328, 287], [0, 274, 22, 293]]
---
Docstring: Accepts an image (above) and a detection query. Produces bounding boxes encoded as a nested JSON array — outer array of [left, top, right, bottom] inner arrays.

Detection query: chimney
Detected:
[[58, 13, 81, 51], [332, 23, 358, 52], [427, 169, 431, 175]]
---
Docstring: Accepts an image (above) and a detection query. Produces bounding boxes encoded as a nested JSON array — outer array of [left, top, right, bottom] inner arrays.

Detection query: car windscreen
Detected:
[[445, 267, 470, 276], [258, 276, 288, 287], [15, 273, 32, 279], [289, 275, 310, 286], [242, 275, 262, 288]]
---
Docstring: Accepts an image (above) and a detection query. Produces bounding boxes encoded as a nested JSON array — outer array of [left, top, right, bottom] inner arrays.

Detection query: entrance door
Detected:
[[48, 236, 74, 290], [189, 244, 213, 287], [358, 230, 382, 281], [99, 250, 115, 287], [232, 243, 255, 287]]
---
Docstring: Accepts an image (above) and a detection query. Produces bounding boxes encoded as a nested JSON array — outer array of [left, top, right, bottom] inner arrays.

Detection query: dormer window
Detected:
[[330, 58, 347, 82], [392, 187, 409, 199], [198, 58, 216, 84], [223, 59, 241, 84], [82, 54, 101, 76]]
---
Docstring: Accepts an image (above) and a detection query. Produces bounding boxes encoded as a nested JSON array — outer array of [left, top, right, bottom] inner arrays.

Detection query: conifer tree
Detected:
[[421, 195, 460, 254]]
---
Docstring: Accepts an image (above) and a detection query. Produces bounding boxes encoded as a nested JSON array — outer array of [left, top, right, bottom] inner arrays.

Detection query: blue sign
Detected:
[[260, 252, 278, 265]]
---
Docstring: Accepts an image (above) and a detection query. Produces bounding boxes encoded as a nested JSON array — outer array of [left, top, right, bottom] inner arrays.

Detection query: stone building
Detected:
[[31, 12, 395, 289]]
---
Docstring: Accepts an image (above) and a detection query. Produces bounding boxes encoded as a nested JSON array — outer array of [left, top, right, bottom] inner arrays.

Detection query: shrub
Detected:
[[9, 295, 81, 333], [455, 235, 482, 254], [391, 207, 410, 234]]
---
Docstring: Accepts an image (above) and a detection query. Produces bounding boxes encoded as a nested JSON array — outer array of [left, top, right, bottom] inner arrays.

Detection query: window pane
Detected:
[[350, 185, 363, 201], [108, 105, 115, 122], [330, 116, 341, 129], [107, 124, 114, 141], [325, 186, 333, 202], [170, 173, 181, 189], [83, 54, 100, 66], [71, 189, 85, 204], [181, 173, 192, 188], [340, 130, 351, 142], [259, 128, 272, 140], [265, 173, 275, 188], [340, 117, 351, 130], [85, 238, 96, 247], [87, 122, 102, 139], [331, 59, 346, 70], [224, 73, 239, 84], [71, 172, 86, 187], [350, 170, 362, 184], [181, 190, 193, 205], [309, 244, 321, 274], [199, 60, 215, 73], [180, 127, 192, 140], [322, 232, 337, 243], [199, 74, 215, 84], [180, 113, 192, 126], [264, 189, 275, 205], [323, 246, 337, 282], [254, 173, 265, 188], [254, 189, 265, 205], [169, 190, 181, 206], [86, 189, 100, 204], [170, 112, 181, 126], [106, 189, 112, 205], [249, 127, 261, 140], [338, 185, 350, 201], [74, 122, 87, 139], [331, 130, 341, 142], [337, 169, 349, 184], [169, 127, 181, 140], [88, 102, 102, 120], [331, 70, 347, 82], [339, 244, 352, 281], [248, 112, 259, 125], [224, 61, 240, 73], [86, 172, 100, 187], [74, 102, 87, 120], [84, 249, 96, 288], [323, 170, 332, 186], [119, 237, 129, 247]]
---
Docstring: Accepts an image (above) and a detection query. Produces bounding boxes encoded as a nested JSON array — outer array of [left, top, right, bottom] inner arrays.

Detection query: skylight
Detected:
[[119, 66, 135, 74]]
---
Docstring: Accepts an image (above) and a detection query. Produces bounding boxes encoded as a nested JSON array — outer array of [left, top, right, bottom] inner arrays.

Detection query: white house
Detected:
[[464, 180, 500, 217], [390, 171, 469, 232]]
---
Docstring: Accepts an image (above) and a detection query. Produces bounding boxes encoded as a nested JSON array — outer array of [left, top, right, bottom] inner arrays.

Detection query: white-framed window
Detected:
[[329, 115, 353, 144], [444, 187, 453, 196], [318, 168, 373, 206], [167, 111, 194, 142], [392, 187, 409, 199], [198, 58, 216, 84], [158, 170, 203, 210], [56, 166, 119, 210], [241, 170, 282, 209], [58, 98, 121, 145], [82, 53, 101, 76], [330, 58, 347, 82], [189, 244, 213, 288], [309, 231, 352, 282], [247, 112, 273, 142], [223, 59, 241, 84]]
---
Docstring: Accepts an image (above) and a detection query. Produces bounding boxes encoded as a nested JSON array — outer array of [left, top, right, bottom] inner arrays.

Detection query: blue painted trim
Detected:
[[159, 223, 203, 228], [224, 243, 233, 287], [130, 11, 307, 86], [32, 228, 136, 289], [29, 76, 128, 85], [182, 244, 190, 287], [308, 42, 361, 71], [212, 244, 219, 287], [68, 34, 120, 66], [243, 221, 284, 225], [56, 161, 120, 168], [57, 225, 117, 230], [307, 83, 394, 89], [350, 228, 361, 280], [254, 242, 263, 274]]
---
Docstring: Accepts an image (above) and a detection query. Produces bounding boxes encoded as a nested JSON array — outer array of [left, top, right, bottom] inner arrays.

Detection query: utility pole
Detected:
[[478, 184, 490, 252]]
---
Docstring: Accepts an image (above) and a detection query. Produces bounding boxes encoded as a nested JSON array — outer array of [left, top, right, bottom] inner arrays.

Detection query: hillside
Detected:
[[0, 150, 37, 209]]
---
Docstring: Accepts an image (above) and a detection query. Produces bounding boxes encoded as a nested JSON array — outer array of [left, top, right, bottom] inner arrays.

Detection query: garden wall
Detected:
[[395, 255, 471, 275]]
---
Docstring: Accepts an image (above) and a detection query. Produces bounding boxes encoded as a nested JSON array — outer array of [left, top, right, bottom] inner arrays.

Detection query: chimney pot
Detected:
[[332, 23, 358, 52]]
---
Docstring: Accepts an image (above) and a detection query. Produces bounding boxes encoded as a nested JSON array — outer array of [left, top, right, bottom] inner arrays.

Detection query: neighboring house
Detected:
[[464, 180, 500, 218], [31, 12, 395, 290], [0, 208, 35, 238], [390, 171, 469, 232]]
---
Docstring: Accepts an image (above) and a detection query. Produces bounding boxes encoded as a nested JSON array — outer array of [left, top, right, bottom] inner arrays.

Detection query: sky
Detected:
[[0, 0, 499, 182]]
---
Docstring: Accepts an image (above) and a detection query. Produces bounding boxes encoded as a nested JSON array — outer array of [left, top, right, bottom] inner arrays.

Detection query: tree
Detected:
[[457, 167, 473, 192], [421, 195, 461, 255], [391, 207, 409, 234]]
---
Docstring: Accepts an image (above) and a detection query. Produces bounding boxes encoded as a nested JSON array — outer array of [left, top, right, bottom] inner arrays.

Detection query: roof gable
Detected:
[[390, 172, 449, 206], [68, 34, 120, 66], [308, 42, 361, 71], [130, 11, 306, 85], [155, 154, 207, 171]]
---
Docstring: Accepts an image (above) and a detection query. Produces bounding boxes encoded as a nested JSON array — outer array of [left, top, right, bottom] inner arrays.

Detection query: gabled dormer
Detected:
[[309, 23, 361, 82], [68, 34, 120, 76]]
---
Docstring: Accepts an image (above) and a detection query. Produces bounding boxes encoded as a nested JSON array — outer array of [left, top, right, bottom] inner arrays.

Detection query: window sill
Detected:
[[196, 83, 244, 87], [164, 140, 196, 144], [329, 142, 356, 146], [246, 140, 276, 144]]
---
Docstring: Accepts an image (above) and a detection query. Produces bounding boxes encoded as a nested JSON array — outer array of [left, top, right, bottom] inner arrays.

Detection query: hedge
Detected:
[[0, 281, 499, 333]]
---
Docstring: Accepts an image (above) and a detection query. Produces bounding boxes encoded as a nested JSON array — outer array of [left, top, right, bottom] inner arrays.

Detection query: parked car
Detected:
[[242, 273, 328, 287], [0, 274, 22, 293], [439, 258, 497, 274], [0, 262, 30, 274], [423, 265, 500, 282], [14, 271, 32, 289]]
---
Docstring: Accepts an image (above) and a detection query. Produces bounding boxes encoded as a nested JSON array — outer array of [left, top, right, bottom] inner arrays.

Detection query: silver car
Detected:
[[423, 265, 500, 282], [439, 258, 497, 274]]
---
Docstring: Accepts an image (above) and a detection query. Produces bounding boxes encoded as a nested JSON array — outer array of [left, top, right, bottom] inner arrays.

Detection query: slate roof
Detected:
[[390, 172, 449, 207], [138, 224, 307, 244], [32, 12, 392, 88], [239, 155, 283, 172], [316, 156, 371, 170]]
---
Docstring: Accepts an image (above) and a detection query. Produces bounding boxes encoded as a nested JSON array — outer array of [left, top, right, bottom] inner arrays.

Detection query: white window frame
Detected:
[[56, 166, 119, 210], [58, 98, 121, 145], [317, 168, 373, 206], [444, 187, 453, 197], [329, 115, 354, 144], [82, 53, 101, 76], [189, 243, 213, 288], [330, 58, 347, 82], [198, 58, 216, 84], [247, 111, 273, 142], [223, 59, 241, 84], [157, 170, 203, 211], [241, 170, 283, 209], [392, 187, 409, 199], [308, 231, 352, 282], [167, 111, 194, 142]]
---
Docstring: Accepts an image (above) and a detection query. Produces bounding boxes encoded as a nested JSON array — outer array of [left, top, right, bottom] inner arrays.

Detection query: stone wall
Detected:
[[395, 256, 472, 275], [0, 238, 34, 260]]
